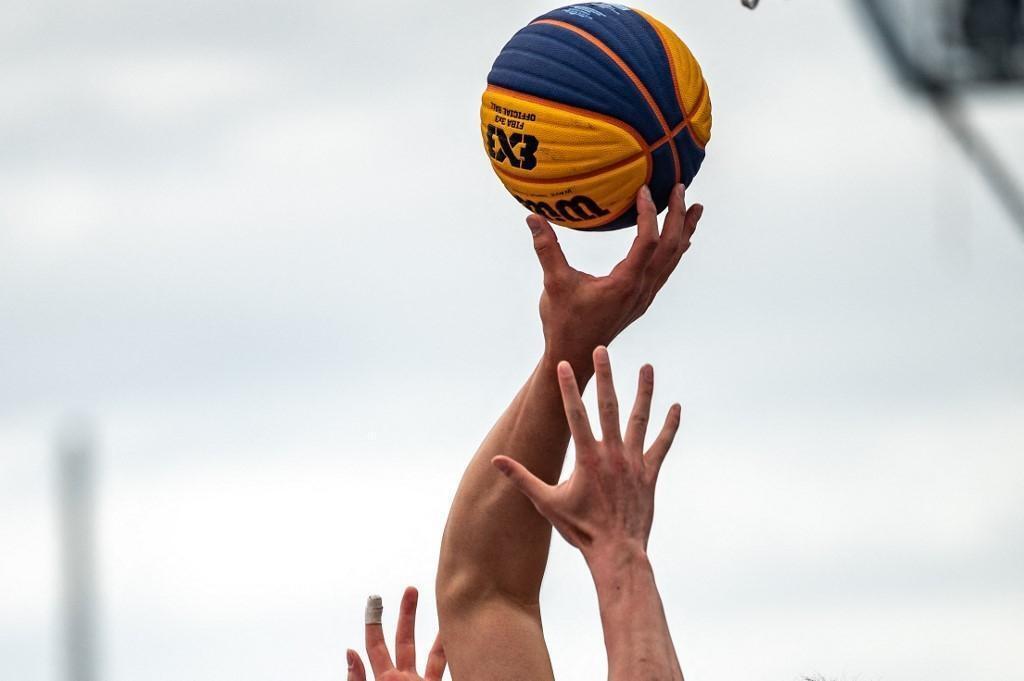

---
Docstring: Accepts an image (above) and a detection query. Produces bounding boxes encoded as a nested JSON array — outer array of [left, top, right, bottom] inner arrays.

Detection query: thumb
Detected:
[[526, 215, 570, 279], [424, 634, 447, 681], [491, 456, 551, 507]]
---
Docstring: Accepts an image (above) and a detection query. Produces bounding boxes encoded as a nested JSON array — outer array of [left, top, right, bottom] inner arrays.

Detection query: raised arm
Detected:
[[493, 348, 685, 681], [436, 185, 702, 681]]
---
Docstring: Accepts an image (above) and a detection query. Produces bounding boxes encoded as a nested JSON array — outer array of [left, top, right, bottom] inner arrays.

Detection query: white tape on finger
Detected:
[[365, 595, 383, 625]]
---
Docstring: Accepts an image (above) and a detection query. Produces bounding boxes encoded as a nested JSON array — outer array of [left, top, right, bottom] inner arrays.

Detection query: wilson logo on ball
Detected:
[[486, 125, 539, 170], [513, 194, 610, 223]]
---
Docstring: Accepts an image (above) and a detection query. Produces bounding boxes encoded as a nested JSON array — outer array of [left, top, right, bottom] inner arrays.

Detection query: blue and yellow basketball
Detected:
[[482, 3, 712, 231]]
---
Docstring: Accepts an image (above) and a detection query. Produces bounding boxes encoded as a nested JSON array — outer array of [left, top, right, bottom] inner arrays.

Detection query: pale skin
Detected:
[[347, 587, 447, 681], [494, 347, 684, 681], [348, 350, 684, 681], [435, 184, 703, 681]]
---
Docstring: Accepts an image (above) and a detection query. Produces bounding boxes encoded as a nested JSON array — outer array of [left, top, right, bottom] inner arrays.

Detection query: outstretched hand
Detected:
[[491, 346, 682, 563], [529, 185, 703, 365], [347, 587, 446, 681]]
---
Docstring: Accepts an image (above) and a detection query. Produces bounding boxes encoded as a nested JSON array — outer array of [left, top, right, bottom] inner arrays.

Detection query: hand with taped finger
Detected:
[[347, 587, 446, 681], [491, 346, 682, 565], [528, 184, 703, 369]]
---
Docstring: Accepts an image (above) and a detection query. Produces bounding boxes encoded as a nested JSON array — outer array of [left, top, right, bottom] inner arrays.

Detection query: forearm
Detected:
[[437, 348, 593, 604], [589, 546, 684, 681], [435, 349, 594, 681]]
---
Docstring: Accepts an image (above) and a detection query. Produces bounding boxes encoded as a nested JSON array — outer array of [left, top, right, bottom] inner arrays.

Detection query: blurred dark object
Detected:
[[961, 0, 1023, 80], [858, 0, 1024, 236], [859, 0, 1024, 88], [58, 421, 99, 681]]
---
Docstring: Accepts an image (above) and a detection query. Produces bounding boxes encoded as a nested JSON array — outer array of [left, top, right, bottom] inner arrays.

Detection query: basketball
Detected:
[[481, 3, 712, 231]]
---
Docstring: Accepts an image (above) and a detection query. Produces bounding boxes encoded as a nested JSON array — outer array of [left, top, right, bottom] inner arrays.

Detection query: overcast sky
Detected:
[[2, 1, 1023, 680]]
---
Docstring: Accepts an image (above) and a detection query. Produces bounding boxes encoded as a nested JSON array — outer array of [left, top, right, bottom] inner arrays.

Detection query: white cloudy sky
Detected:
[[1, 1, 1023, 680]]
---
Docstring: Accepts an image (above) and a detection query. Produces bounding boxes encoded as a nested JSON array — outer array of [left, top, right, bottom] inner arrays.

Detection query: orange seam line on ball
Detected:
[[593, 186, 648, 228], [490, 147, 653, 229], [491, 119, 685, 185], [634, 12, 689, 126], [634, 9, 710, 152], [490, 152, 647, 185], [484, 85, 688, 186], [486, 83, 653, 186], [530, 18, 682, 186], [486, 85, 648, 152], [686, 82, 709, 150], [633, 9, 706, 153]]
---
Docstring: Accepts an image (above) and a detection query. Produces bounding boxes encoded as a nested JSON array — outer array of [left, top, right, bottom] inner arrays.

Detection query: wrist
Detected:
[[587, 542, 662, 651], [585, 539, 652, 585], [540, 344, 596, 382]]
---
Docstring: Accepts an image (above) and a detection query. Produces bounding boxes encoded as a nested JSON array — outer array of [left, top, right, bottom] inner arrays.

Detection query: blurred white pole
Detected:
[[57, 421, 98, 681]]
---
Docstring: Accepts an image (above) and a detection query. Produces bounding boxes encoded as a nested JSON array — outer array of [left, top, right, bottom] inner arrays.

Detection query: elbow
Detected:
[[435, 548, 539, 625], [435, 543, 498, 622]]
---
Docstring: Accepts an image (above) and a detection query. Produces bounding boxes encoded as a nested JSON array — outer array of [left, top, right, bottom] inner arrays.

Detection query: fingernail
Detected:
[[557, 361, 573, 377], [675, 183, 685, 199], [641, 364, 654, 382], [527, 216, 542, 235], [346, 650, 355, 669], [640, 185, 652, 203], [694, 204, 704, 220]]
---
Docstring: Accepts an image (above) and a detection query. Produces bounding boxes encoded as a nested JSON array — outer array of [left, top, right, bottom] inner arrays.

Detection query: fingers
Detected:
[[492, 456, 553, 509], [592, 346, 621, 443], [556, 361, 596, 448], [684, 202, 703, 242], [364, 596, 394, 676], [527, 214, 571, 282], [347, 650, 366, 681], [665, 182, 689, 237], [359, 592, 441, 681], [652, 203, 703, 296], [611, 185, 659, 280], [625, 364, 654, 453], [424, 634, 447, 681], [644, 184, 687, 276], [645, 403, 682, 476], [394, 587, 418, 671], [644, 183, 703, 290]]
